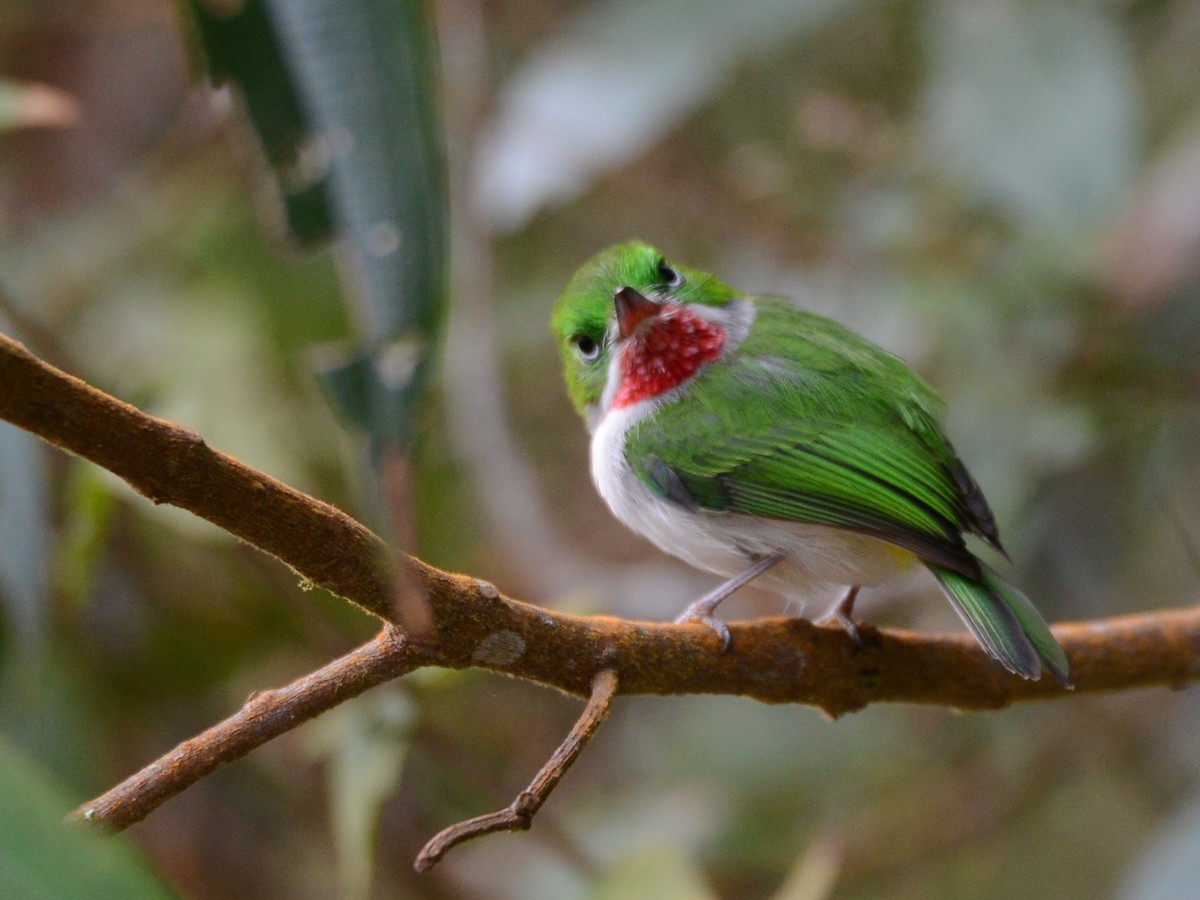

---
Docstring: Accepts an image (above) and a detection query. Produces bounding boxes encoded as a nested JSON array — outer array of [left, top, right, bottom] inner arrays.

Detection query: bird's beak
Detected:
[[613, 286, 660, 339]]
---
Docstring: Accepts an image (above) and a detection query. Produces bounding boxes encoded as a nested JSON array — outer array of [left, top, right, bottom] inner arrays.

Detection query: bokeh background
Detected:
[[3, 0, 1200, 897]]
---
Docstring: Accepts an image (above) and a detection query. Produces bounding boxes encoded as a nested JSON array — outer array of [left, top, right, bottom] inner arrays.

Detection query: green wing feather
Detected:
[[625, 296, 1070, 684], [626, 297, 986, 573]]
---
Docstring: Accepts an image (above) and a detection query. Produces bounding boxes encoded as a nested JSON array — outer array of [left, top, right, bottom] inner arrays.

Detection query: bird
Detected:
[[551, 240, 1070, 686]]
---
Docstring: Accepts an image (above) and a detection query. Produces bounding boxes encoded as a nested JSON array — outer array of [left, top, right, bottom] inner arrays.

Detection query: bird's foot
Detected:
[[816, 586, 862, 647], [817, 608, 862, 646], [673, 604, 732, 650], [672, 552, 784, 652]]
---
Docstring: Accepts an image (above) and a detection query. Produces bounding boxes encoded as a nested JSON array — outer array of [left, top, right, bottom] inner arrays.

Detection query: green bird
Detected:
[[552, 241, 1070, 685]]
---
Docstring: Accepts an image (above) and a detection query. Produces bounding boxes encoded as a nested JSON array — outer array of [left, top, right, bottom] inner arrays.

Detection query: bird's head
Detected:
[[552, 241, 739, 427]]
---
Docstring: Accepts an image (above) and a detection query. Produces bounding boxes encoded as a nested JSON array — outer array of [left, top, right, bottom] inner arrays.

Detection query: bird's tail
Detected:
[[929, 561, 1071, 687]]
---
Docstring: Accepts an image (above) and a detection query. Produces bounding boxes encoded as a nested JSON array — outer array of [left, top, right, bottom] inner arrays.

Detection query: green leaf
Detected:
[[313, 341, 436, 453], [54, 455, 119, 616], [188, 0, 333, 243], [0, 738, 171, 899], [186, 0, 448, 455]]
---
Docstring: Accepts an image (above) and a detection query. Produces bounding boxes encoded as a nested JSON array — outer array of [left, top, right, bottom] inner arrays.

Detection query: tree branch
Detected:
[[0, 331, 397, 622], [2, 330, 1194, 711], [413, 667, 619, 872], [71, 626, 429, 829], [2, 329, 1198, 863]]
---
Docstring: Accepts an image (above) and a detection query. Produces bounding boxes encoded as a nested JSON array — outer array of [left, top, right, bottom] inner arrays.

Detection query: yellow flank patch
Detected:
[[885, 544, 919, 569]]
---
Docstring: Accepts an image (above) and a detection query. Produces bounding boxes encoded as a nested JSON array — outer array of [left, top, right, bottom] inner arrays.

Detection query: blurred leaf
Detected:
[[188, 0, 447, 455], [267, 0, 445, 342], [306, 686, 415, 900], [477, 0, 860, 231], [315, 338, 436, 454], [0, 421, 49, 647], [54, 461, 117, 615], [922, 0, 1139, 234], [0, 649, 101, 790], [590, 845, 717, 900], [0, 78, 80, 132], [189, 0, 333, 244], [0, 737, 170, 899]]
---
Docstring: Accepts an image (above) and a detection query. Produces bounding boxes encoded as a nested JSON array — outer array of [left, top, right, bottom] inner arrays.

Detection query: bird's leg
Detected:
[[674, 553, 784, 650], [817, 585, 861, 646]]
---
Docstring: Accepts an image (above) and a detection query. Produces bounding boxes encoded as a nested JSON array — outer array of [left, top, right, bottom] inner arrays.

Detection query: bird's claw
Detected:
[[674, 609, 732, 651], [817, 585, 862, 647], [817, 609, 862, 647]]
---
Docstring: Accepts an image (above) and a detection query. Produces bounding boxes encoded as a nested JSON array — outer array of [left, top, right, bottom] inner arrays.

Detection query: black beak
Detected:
[[613, 286, 660, 339]]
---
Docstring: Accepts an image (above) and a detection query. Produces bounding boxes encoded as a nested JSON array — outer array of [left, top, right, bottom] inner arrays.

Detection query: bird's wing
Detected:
[[624, 300, 988, 575]]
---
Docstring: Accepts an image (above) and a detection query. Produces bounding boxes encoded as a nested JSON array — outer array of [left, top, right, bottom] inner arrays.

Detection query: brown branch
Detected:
[[72, 626, 429, 830], [2, 328, 1199, 710], [2, 329, 1200, 863], [0, 331, 397, 623], [413, 667, 619, 872]]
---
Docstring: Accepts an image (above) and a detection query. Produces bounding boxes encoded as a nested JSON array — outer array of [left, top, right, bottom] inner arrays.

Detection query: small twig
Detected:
[[71, 627, 428, 830], [414, 667, 619, 872]]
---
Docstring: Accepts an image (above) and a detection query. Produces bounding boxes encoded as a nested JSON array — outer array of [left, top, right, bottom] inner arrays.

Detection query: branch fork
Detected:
[[1, 331, 1198, 870]]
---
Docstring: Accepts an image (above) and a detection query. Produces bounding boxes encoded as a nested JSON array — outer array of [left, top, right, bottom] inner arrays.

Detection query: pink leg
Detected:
[[674, 553, 785, 650]]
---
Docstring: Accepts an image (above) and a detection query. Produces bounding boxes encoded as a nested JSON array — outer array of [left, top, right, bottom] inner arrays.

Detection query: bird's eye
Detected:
[[574, 335, 601, 362], [658, 262, 683, 290]]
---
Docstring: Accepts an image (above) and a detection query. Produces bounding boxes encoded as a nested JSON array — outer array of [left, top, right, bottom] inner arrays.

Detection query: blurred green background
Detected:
[[2, 0, 1200, 897]]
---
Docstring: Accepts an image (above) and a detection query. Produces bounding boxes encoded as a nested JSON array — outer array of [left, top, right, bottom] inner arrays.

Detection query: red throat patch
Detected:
[[611, 304, 726, 409]]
